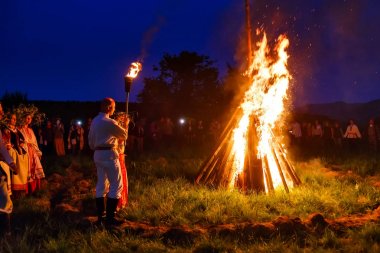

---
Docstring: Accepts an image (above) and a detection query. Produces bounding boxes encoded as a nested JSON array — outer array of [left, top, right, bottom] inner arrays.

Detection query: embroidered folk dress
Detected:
[[19, 126, 45, 194], [2, 127, 29, 192], [117, 140, 128, 210]]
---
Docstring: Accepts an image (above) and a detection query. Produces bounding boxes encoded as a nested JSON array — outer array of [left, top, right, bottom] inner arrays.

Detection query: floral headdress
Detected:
[[12, 104, 46, 127]]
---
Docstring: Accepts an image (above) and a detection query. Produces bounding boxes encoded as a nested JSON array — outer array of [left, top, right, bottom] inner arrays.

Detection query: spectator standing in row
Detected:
[[83, 118, 92, 155], [185, 119, 196, 145], [68, 122, 78, 155], [41, 120, 54, 155], [312, 120, 323, 151], [322, 121, 334, 151], [290, 120, 302, 146], [196, 120, 206, 145], [149, 120, 160, 149], [366, 119, 379, 153], [161, 117, 174, 148], [331, 121, 344, 148], [209, 120, 221, 144], [68, 120, 84, 155], [135, 120, 145, 154], [54, 118, 65, 156], [344, 119, 361, 153]]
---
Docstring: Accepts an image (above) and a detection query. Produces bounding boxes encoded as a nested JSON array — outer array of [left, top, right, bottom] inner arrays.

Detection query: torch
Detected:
[[124, 62, 142, 116]]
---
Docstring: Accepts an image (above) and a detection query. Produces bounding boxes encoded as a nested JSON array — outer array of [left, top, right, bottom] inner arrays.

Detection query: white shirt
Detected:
[[344, 124, 361, 139], [88, 113, 128, 150]]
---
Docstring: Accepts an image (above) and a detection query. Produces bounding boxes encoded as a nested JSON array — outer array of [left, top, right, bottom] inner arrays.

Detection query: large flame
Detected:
[[229, 32, 291, 191], [126, 62, 142, 79]]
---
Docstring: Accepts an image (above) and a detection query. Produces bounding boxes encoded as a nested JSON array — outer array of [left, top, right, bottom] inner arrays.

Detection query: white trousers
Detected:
[[94, 150, 122, 199]]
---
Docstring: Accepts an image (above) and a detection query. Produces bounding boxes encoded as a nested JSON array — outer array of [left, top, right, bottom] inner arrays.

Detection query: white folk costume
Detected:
[[88, 111, 128, 225], [344, 124, 361, 139]]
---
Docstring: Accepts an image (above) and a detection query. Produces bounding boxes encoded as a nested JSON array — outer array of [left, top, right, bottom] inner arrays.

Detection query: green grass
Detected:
[[121, 157, 380, 226], [2, 149, 380, 252]]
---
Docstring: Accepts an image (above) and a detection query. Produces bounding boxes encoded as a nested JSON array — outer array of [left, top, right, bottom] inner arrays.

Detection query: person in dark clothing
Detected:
[[41, 120, 54, 155], [366, 119, 379, 153]]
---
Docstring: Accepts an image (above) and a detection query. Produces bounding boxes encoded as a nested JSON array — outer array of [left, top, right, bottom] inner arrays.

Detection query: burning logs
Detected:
[[195, 109, 301, 193], [196, 31, 301, 194]]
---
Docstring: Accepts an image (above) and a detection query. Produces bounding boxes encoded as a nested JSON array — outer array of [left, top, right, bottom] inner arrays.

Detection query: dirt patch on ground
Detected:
[[74, 207, 380, 245]]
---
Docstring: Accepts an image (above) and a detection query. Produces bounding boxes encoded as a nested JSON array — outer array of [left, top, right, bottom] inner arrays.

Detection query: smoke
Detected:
[[139, 16, 166, 63], [138, 0, 183, 63]]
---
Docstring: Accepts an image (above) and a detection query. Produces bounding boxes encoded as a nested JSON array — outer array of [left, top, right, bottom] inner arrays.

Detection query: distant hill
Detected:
[[295, 99, 380, 126]]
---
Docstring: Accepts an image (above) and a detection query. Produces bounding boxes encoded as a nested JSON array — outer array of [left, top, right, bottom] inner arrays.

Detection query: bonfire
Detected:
[[196, 0, 301, 194]]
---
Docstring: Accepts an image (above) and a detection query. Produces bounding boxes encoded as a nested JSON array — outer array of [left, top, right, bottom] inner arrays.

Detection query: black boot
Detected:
[[106, 198, 125, 227], [95, 197, 105, 226]]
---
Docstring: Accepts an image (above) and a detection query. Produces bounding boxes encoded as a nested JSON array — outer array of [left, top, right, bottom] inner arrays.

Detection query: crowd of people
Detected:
[[0, 103, 92, 234], [34, 118, 90, 157], [144, 117, 222, 151], [0, 99, 226, 233], [2, 98, 380, 234], [288, 118, 380, 154]]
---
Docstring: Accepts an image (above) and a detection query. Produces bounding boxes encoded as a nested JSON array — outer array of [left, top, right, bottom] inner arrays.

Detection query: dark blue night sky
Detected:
[[1, 0, 380, 105]]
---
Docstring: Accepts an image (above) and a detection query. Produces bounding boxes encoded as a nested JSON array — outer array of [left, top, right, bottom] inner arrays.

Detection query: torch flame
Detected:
[[126, 62, 142, 79], [229, 31, 292, 191]]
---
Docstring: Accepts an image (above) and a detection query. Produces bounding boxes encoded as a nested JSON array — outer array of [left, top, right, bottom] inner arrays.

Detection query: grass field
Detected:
[[1, 145, 380, 252]]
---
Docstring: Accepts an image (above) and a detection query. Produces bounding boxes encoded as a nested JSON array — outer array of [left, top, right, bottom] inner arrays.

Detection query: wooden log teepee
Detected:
[[195, 107, 301, 193], [195, 0, 301, 193]]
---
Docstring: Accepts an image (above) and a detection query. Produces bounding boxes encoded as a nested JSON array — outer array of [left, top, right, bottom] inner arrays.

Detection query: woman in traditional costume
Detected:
[[2, 113, 29, 197], [53, 118, 65, 156], [19, 113, 45, 194]]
